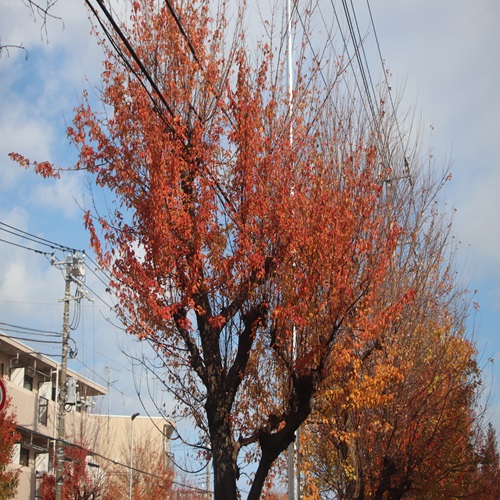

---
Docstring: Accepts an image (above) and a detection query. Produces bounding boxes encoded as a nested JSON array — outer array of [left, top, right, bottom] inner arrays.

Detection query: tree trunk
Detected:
[[247, 451, 275, 500], [211, 431, 238, 500], [206, 391, 239, 500]]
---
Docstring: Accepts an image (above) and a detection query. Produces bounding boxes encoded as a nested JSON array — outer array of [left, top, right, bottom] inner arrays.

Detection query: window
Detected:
[[38, 397, 48, 426], [24, 374, 33, 391], [20, 447, 30, 467]]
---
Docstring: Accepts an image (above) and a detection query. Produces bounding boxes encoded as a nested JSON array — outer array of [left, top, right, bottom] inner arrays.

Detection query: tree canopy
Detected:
[[11, 0, 494, 498]]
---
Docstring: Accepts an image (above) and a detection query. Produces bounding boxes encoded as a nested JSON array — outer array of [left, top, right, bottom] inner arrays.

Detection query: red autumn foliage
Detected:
[[40, 446, 104, 500], [0, 383, 20, 500], [11, 0, 464, 498], [8, 152, 60, 179]]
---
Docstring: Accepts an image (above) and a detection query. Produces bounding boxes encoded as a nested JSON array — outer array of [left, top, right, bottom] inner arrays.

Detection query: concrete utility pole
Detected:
[[53, 252, 87, 500]]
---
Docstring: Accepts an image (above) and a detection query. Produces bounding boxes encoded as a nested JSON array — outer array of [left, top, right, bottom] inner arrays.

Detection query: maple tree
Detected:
[[299, 161, 490, 499], [12, 0, 441, 497], [40, 445, 105, 500], [0, 385, 20, 500]]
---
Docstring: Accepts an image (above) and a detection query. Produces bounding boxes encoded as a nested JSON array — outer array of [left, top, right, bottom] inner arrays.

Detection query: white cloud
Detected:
[[2, 0, 500, 429], [32, 173, 85, 219], [0, 241, 63, 331]]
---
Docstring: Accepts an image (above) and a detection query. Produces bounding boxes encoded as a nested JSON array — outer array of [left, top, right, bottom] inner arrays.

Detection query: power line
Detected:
[[0, 222, 78, 253], [348, 0, 378, 113], [0, 223, 125, 378], [0, 332, 61, 344], [27, 431, 212, 495], [161, 0, 199, 64], [74, 336, 132, 375], [0, 333, 63, 357], [312, 0, 410, 189], [365, 0, 411, 181], [340, 0, 377, 124], [75, 357, 114, 387], [0, 237, 53, 256], [322, 0, 368, 122], [86, 0, 236, 143], [83, 256, 119, 310], [84, 256, 111, 288], [0, 221, 116, 310], [0, 323, 61, 339], [82, 282, 114, 310], [85, 0, 178, 134]]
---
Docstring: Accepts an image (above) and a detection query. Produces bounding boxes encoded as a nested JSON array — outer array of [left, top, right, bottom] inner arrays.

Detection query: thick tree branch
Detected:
[[226, 301, 268, 402], [173, 307, 207, 386]]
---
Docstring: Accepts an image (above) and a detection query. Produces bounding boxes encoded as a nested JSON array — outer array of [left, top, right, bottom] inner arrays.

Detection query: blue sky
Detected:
[[1, 0, 499, 470]]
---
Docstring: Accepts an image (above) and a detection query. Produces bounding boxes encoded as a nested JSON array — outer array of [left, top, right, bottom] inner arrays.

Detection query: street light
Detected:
[[129, 412, 140, 500]]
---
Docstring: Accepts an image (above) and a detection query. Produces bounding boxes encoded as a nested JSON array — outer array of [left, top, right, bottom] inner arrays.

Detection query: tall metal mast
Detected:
[[286, 0, 300, 498]]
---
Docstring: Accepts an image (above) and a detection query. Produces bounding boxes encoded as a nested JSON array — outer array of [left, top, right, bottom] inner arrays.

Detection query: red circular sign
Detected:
[[0, 379, 6, 412]]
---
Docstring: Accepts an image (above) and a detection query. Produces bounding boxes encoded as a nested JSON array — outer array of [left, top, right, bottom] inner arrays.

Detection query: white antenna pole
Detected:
[[287, 0, 293, 132], [286, 1, 300, 499], [105, 366, 119, 448]]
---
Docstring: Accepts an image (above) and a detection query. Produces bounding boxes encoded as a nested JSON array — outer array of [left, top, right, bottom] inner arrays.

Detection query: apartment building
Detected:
[[1, 334, 175, 499], [0, 334, 107, 498]]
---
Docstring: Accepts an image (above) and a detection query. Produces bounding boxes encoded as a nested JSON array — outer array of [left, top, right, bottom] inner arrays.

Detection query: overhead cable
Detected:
[[0, 321, 60, 337], [323, 0, 375, 125], [365, 0, 412, 182], [85, 0, 176, 132], [0, 221, 78, 253], [0, 331, 62, 346], [340, 0, 377, 124], [0, 237, 53, 256]]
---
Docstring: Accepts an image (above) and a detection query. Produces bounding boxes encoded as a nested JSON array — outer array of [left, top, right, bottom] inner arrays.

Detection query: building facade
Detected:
[[0, 334, 174, 499], [0, 334, 107, 498], [91, 414, 175, 497]]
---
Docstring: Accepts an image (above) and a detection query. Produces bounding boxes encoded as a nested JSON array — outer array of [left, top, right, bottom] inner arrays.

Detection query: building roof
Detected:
[[0, 332, 107, 396]]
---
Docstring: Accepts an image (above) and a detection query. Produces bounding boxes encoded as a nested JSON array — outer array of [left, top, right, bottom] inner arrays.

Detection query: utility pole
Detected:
[[53, 252, 87, 500]]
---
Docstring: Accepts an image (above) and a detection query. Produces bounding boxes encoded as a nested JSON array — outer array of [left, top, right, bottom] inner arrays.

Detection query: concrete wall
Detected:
[[91, 415, 174, 466]]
